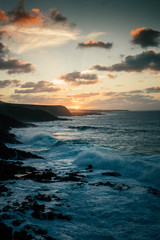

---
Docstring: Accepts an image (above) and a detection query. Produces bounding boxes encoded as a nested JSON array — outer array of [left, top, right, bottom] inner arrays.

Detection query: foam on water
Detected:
[[74, 148, 160, 186], [4, 112, 160, 240]]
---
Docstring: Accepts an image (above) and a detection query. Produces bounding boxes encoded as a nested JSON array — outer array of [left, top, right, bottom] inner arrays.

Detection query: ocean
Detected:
[[3, 111, 160, 239]]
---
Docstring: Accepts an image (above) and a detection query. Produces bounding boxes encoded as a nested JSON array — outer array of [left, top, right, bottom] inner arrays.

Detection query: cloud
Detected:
[[78, 40, 113, 49], [0, 57, 35, 74], [86, 90, 160, 110], [59, 71, 99, 85], [0, 79, 21, 88], [0, 1, 79, 53], [68, 92, 99, 99], [0, 29, 9, 39], [92, 50, 160, 72], [145, 86, 160, 93], [0, 40, 35, 74], [86, 32, 107, 39], [10, 94, 72, 105], [0, 10, 8, 22], [131, 27, 160, 48], [6, 2, 42, 27], [50, 8, 67, 24], [15, 80, 61, 93], [0, 42, 9, 57], [107, 73, 116, 79]]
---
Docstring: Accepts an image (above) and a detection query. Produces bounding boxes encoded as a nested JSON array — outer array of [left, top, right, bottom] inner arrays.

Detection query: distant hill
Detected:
[[0, 101, 63, 122], [0, 101, 71, 117], [20, 103, 72, 116]]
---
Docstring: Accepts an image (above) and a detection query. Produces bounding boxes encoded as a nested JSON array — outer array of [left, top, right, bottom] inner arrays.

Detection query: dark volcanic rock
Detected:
[[12, 220, 24, 226], [0, 184, 9, 196], [45, 237, 57, 240], [35, 193, 61, 202], [102, 172, 121, 177], [23, 169, 56, 182], [0, 222, 13, 240], [31, 209, 71, 221], [55, 172, 86, 182], [0, 113, 33, 131], [14, 230, 33, 240], [0, 160, 36, 180], [148, 186, 160, 197], [0, 130, 21, 144], [0, 143, 43, 160], [89, 181, 130, 191]]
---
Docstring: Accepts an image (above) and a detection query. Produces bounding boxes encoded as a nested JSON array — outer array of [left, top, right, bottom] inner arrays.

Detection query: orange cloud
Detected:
[[131, 27, 160, 47], [15, 15, 42, 27], [131, 27, 146, 38], [32, 8, 40, 14], [0, 10, 8, 21]]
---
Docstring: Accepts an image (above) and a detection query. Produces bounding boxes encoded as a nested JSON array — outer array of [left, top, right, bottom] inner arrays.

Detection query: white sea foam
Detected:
[[74, 149, 160, 186]]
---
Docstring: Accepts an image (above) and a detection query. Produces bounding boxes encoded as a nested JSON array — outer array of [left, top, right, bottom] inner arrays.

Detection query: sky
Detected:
[[0, 0, 160, 110]]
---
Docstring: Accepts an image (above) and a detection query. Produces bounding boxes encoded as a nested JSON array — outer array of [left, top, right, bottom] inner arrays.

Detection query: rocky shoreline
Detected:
[[1, 113, 160, 240]]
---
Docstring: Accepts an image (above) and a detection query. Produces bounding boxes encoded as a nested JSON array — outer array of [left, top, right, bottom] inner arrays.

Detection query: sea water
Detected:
[[4, 111, 160, 239]]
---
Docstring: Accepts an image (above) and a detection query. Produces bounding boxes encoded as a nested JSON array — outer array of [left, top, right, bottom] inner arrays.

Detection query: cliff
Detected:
[[0, 101, 71, 122]]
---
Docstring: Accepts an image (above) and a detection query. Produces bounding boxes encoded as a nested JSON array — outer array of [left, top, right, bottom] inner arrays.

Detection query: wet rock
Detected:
[[45, 237, 57, 240], [89, 181, 130, 191], [3, 205, 12, 212], [0, 184, 9, 196], [23, 169, 56, 182], [86, 165, 93, 170], [0, 113, 33, 131], [148, 186, 160, 197], [0, 143, 43, 160], [51, 194, 62, 201], [0, 130, 21, 144], [14, 230, 33, 240], [35, 193, 52, 201], [31, 210, 55, 220], [35, 193, 61, 202], [0, 214, 13, 220], [12, 220, 24, 226], [0, 222, 13, 240], [55, 172, 86, 182], [32, 227, 47, 235], [31, 207, 71, 221], [0, 160, 36, 181], [102, 172, 121, 177], [56, 213, 72, 221]]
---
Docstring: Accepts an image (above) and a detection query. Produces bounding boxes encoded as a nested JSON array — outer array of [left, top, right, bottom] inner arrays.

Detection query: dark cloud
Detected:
[[92, 50, 160, 72], [0, 58, 35, 74], [59, 71, 99, 85], [131, 27, 160, 48], [145, 86, 160, 93], [5, 0, 42, 26], [0, 40, 35, 74], [92, 64, 109, 71], [78, 40, 113, 49], [15, 80, 60, 93], [0, 1, 69, 27], [0, 42, 9, 58], [50, 8, 67, 23], [0, 79, 21, 88]]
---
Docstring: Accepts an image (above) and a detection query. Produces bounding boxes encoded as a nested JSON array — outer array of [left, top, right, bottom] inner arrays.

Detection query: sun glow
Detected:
[[69, 105, 80, 109]]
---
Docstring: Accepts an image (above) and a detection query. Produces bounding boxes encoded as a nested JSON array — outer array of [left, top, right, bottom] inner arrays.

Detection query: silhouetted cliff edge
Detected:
[[0, 101, 72, 122]]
